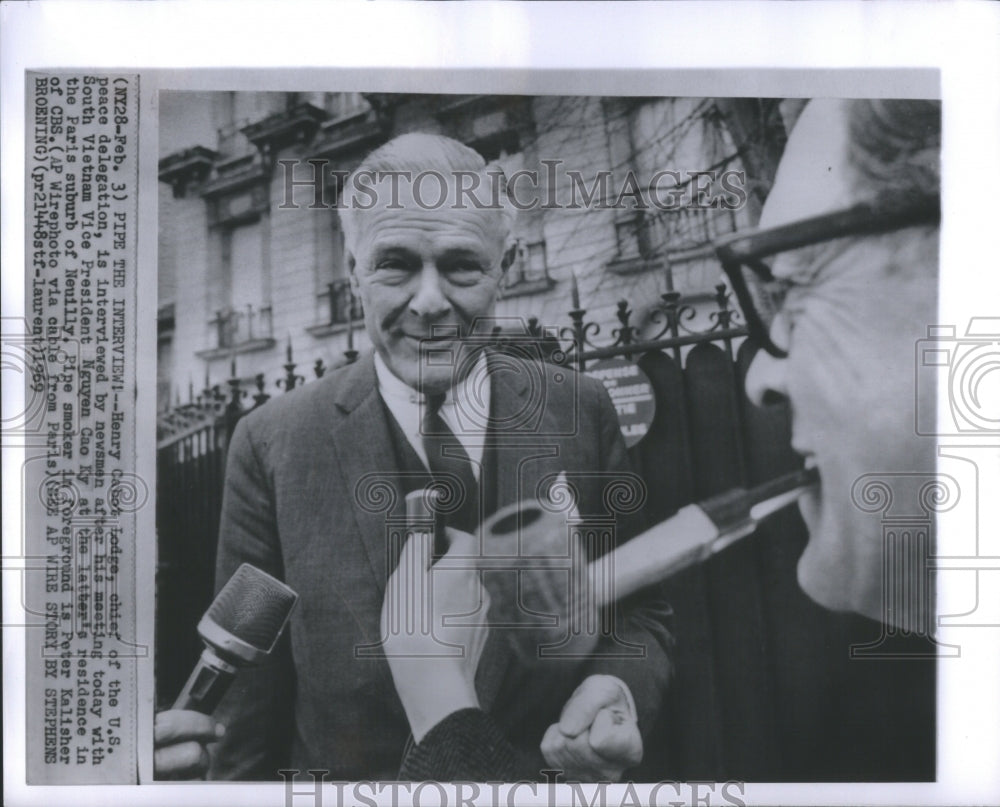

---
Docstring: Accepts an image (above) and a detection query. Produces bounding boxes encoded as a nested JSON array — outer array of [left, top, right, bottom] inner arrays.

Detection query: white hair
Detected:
[[338, 132, 516, 255], [846, 99, 940, 201]]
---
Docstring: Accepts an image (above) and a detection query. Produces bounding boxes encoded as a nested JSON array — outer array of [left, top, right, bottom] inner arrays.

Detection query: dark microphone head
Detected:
[[198, 563, 298, 667]]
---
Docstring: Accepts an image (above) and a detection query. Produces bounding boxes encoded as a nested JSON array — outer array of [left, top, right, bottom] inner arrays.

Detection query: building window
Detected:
[[311, 215, 362, 329], [197, 221, 275, 359], [318, 216, 345, 287], [644, 205, 738, 256], [502, 238, 553, 298], [615, 213, 653, 259], [320, 279, 363, 327], [527, 241, 548, 279], [207, 305, 274, 352], [227, 223, 265, 313], [330, 92, 369, 121], [214, 92, 286, 157], [615, 217, 640, 259], [157, 303, 175, 412]]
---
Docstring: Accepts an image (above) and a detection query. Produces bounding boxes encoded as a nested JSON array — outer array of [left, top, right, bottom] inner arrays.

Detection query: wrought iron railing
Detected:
[[645, 204, 740, 254], [207, 304, 274, 350], [158, 285, 745, 446]]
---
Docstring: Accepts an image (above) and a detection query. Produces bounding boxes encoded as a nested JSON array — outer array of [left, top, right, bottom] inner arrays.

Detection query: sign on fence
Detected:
[[585, 357, 657, 447]]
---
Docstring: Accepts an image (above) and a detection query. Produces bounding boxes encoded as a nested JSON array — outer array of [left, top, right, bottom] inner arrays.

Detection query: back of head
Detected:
[[760, 97, 940, 229], [846, 99, 941, 202]]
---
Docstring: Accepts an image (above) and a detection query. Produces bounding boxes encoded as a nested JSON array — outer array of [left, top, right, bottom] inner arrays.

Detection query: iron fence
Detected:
[[154, 282, 934, 781]]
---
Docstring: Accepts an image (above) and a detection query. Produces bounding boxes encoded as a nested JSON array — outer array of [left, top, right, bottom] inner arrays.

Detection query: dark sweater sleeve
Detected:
[[398, 709, 519, 781]]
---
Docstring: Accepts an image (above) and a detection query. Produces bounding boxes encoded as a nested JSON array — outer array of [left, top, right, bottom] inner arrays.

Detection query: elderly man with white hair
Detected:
[[154, 132, 675, 781]]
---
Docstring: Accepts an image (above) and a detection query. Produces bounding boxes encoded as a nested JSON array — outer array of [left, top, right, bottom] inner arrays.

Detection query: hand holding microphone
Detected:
[[154, 564, 298, 779], [153, 710, 225, 780]]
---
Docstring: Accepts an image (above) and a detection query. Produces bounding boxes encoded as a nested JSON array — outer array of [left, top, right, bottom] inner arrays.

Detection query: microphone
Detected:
[[172, 563, 298, 714]]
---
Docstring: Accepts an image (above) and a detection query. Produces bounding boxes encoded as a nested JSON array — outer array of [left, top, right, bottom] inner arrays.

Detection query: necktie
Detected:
[[422, 393, 480, 548]]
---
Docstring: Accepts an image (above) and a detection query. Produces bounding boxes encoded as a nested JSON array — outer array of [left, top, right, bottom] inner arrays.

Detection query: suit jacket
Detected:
[[208, 350, 674, 780]]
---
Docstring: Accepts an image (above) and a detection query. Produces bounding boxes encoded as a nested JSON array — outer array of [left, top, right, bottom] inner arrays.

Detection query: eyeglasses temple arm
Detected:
[[716, 253, 788, 359]]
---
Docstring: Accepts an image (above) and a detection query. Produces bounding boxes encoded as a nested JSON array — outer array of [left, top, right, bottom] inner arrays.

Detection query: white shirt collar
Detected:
[[374, 350, 489, 411], [373, 350, 490, 473]]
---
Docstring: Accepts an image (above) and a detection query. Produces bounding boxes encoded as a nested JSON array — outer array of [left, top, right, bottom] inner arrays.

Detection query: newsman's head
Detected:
[[339, 133, 515, 394], [738, 99, 940, 624]]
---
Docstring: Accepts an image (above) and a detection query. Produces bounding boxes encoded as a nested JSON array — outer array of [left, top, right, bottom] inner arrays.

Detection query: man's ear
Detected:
[[500, 241, 518, 273]]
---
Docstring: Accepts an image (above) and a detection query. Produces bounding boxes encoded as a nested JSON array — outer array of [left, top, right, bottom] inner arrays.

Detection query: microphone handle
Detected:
[[172, 646, 238, 714]]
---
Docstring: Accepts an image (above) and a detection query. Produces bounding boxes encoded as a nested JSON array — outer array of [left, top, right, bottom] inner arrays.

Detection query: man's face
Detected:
[[743, 100, 938, 622], [347, 182, 507, 394]]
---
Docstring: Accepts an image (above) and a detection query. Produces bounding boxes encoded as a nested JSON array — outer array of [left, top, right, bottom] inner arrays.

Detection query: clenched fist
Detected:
[[541, 675, 642, 781]]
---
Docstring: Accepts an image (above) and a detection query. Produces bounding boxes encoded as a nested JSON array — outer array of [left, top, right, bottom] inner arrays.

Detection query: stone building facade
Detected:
[[157, 91, 754, 411]]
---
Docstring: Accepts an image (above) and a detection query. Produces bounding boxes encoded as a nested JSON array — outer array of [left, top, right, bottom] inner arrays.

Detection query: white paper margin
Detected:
[[3, 2, 999, 806]]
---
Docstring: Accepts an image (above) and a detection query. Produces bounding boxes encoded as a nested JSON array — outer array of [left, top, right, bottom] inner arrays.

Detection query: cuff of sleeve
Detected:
[[399, 708, 517, 782]]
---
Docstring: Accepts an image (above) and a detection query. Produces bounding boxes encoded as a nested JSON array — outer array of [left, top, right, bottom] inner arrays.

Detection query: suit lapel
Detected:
[[487, 350, 563, 510], [487, 349, 532, 511], [329, 354, 400, 596]]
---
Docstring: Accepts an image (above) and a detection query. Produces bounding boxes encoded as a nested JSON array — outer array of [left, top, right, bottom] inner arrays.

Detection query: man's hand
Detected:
[[540, 675, 642, 781], [154, 709, 225, 779]]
